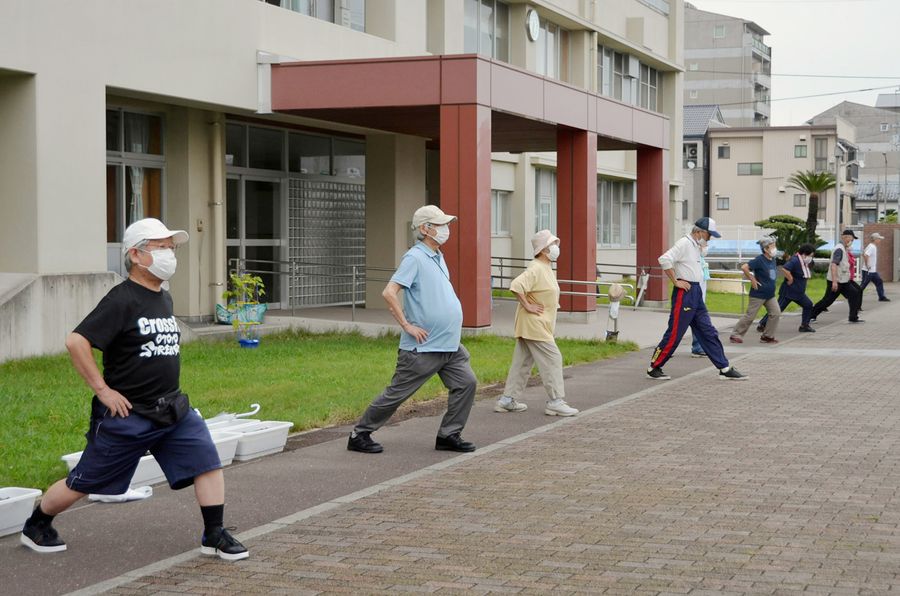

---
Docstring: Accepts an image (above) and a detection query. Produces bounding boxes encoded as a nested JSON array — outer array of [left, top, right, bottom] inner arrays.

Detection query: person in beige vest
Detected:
[[495, 230, 579, 417], [811, 229, 863, 323]]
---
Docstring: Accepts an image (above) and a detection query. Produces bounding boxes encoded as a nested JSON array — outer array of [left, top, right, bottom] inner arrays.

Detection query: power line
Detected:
[[689, 70, 900, 80], [712, 84, 900, 107]]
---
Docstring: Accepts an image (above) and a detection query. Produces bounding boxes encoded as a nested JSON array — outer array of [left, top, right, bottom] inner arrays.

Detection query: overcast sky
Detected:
[[687, 0, 900, 126]]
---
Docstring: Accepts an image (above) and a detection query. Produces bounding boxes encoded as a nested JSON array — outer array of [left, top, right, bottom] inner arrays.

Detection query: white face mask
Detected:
[[140, 248, 177, 281], [803, 255, 813, 264], [700, 245, 709, 257], [766, 246, 777, 257], [697, 236, 708, 247], [546, 244, 560, 261], [429, 224, 450, 245]]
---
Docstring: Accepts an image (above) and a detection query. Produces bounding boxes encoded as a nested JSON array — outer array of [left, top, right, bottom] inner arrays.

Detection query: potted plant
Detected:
[[219, 272, 267, 348]]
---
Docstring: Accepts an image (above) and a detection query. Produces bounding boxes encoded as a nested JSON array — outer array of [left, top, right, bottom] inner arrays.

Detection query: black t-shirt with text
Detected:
[[74, 279, 181, 407]]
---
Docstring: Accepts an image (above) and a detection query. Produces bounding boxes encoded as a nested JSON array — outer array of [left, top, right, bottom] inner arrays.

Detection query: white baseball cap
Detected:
[[122, 218, 189, 254], [411, 205, 456, 229]]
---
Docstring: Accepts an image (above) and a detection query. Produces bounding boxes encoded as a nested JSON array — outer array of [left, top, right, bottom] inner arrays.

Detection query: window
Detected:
[[598, 46, 612, 96], [881, 123, 890, 132], [272, 0, 365, 31], [639, 63, 659, 111], [597, 179, 636, 247], [248, 126, 284, 170], [718, 146, 730, 159], [689, 90, 698, 99], [814, 137, 828, 172], [491, 190, 511, 235], [737, 162, 762, 175], [534, 169, 556, 233], [688, 63, 699, 71], [717, 196, 730, 210], [793, 193, 806, 207], [463, 0, 509, 62], [794, 145, 807, 158], [537, 19, 569, 80], [106, 109, 165, 244], [713, 24, 725, 38]]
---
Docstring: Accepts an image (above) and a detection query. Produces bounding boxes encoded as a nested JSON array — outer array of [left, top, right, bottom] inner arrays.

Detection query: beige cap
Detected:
[[531, 229, 560, 256], [871, 232, 885, 240], [411, 205, 456, 229], [122, 218, 189, 254]]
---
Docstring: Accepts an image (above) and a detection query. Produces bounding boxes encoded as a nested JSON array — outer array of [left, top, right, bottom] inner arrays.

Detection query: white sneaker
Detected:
[[544, 399, 578, 417], [494, 396, 527, 413]]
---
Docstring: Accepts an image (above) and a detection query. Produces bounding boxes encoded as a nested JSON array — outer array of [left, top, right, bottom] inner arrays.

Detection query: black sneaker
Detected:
[[879, 297, 891, 302], [20, 519, 67, 553], [201, 527, 249, 561], [849, 319, 865, 323], [719, 366, 747, 381], [798, 325, 816, 333], [435, 433, 476, 452], [756, 324, 765, 333], [347, 431, 383, 454], [646, 367, 670, 380]]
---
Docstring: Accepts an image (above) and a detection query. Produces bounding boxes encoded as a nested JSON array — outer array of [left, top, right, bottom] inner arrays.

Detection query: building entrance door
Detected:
[[226, 176, 285, 308]]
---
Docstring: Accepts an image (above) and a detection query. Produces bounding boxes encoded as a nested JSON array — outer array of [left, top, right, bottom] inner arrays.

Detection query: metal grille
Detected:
[[288, 178, 366, 307]]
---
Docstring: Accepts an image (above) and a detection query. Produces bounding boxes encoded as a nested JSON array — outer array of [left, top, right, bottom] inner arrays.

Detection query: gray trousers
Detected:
[[354, 346, 477, 438], [502, 338, 565, 401], [732, 296, 781, 338]]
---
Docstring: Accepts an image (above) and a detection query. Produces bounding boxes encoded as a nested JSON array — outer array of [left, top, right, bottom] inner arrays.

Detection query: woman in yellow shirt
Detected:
[[495, 230, 579, 417]]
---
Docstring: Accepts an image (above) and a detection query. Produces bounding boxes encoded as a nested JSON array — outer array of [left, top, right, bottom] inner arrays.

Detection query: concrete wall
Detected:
[[0, 273, 121, 362]]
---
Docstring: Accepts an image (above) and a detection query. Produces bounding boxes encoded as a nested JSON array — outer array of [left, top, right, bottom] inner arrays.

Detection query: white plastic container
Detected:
[[205, 418, 261, 432], [0, 488, 43, 537], [233, 421, 294, 461], [210, 430, 241, 466]]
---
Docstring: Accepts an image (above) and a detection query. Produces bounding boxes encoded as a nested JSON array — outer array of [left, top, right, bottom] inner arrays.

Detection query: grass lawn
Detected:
[[0, 331, 636, 490]]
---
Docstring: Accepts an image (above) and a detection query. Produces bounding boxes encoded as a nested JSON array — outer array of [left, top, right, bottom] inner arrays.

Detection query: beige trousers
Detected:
[[502, 338, 565, 401], [732, 296, 781, 339]]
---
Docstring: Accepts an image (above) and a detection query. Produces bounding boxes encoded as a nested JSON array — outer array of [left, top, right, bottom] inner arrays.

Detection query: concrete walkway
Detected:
[[3, 289, 898, 595]]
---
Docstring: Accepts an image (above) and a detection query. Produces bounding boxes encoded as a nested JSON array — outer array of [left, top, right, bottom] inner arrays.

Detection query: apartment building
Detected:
[[809, 100, 900, 223], [708, 121, 858, 234], [0, 0, 684, 360], [684, 3, 770, 127]]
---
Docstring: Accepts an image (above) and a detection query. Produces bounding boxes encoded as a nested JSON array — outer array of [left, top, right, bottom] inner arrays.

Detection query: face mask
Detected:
[[766, 247, 777, 257], [700, 245, 709, 257], [697, 236, 708, 247], [430, 225, 450, 245], [546, 244, 560, 261], [140, 248, 177, 281], [803, 255, 813, 264]]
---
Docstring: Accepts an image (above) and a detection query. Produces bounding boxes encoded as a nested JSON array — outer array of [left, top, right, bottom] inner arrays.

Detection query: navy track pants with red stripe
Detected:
[[650, 281, 729, 370]]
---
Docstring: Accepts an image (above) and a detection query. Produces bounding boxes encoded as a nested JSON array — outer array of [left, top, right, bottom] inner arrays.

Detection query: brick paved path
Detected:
[[106, 304, 900, 595]]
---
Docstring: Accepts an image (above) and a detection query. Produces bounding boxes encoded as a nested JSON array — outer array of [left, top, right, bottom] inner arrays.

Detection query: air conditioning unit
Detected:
[[687, 145, 698, 159]]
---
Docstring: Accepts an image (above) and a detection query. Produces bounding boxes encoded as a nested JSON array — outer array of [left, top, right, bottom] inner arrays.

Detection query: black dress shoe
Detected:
[[435, 433, 476, 452], [848, 319, 865, 323], [347, 431, 383, 453], [880, 297, 891, 302]]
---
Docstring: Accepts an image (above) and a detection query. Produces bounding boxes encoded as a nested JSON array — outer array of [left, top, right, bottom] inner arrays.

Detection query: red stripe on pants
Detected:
[[652, 288, 685, 368]]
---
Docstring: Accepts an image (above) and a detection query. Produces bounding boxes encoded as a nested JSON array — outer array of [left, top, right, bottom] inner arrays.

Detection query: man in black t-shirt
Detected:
[[20, 218, 249, 561]]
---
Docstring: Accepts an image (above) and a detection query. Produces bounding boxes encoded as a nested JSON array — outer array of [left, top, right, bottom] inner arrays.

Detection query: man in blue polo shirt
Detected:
[[348, 205, 478, 454]]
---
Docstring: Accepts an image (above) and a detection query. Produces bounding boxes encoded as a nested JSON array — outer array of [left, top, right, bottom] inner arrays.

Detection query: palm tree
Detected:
[[787, 170, 836, 243]]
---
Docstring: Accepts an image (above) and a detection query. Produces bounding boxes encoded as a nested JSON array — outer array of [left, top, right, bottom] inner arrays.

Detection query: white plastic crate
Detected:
[[0, 488, 43, 537]]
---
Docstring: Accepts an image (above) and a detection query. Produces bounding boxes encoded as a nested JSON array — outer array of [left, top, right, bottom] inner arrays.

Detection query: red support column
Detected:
[[556, 127, 598, 312], [440, 104, 492, 327], [636, 146, 669, 302]]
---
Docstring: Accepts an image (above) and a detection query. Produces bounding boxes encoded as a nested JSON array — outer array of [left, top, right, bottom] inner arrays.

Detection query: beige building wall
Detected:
[[709, 125, 856, 230]]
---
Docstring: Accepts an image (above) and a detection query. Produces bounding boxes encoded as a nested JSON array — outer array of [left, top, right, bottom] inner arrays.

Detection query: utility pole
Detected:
[[883, 152, 888, 221]]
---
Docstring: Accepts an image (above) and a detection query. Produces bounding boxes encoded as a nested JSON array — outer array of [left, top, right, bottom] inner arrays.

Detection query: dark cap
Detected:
[[841, 229, 857, 239], [694, 217, 721, 238]]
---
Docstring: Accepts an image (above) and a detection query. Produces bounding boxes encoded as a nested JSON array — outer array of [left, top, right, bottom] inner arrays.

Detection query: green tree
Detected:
[[787, 170, 836, 243], [753, 214, 826, 262], [879, 209, 898, 223]]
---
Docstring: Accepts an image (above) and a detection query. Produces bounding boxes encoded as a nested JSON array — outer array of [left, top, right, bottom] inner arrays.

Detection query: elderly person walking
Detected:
[[494, 230, 578, 417], [20, 218, 248, 560], [347, 205, 478, 454], [811, 229, 863, 323], [647, 217, 746, 381], [729, 236, 781, 344], [860, 232, 889, 305], [758, 243, 817, 333]]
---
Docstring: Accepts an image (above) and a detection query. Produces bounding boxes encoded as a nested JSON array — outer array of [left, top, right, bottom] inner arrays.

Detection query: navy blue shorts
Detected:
[[66, 399, 221, 494]]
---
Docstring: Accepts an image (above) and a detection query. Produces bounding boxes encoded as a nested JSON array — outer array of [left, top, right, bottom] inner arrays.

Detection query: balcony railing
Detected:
[[751, 37, 771, 57]]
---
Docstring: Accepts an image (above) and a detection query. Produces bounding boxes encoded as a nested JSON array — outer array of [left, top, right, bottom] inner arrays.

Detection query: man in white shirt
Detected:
[[860, 232, 889, 304], [647, 217, 746, 381]]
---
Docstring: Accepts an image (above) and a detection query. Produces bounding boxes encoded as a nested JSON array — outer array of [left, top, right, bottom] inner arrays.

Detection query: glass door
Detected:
[[226, 176, 285, 308]]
